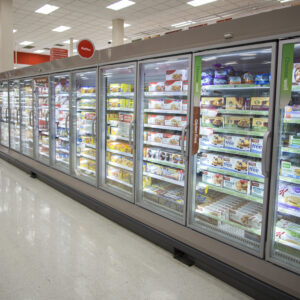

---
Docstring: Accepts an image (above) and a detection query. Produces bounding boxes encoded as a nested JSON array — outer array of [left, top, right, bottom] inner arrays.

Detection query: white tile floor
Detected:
[[0, 159, 252, 300]]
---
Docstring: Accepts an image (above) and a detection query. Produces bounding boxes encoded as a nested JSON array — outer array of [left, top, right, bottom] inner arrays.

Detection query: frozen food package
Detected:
[[278, 183, 300, 212], [164, 80, 182, 92], [281, 160, 300, 179], [223, 176, 250, 194], [251, 138, 263, 154], [201, 97, 224, 109], [201, 70, 214, 78], [289, 135, 300, 148], [165, 116, 186, 127], [166, 70, 188, 81], [202, 171, 223, 187], [251, 97, 269, 111], [252, 118, 268, 131], [148, 99, 164, 110], [183, 80, 189, 92], [214, 69, 227, 78], [292, 63, 300, 85], [163, 133, 180, 146], [147, 114, 165, 125], [223, 156, 248, 174], [213, 78, 227, 85], [242, 72, 254, 84], [147, 132, 164, 144], [148, 82, 165, 92], [200, 134, 224, 148], [251, 181, 264, 198], [200, 153, 223, 168], [228, 76, 242, 84], [201, 77, 213, 86], [285, 105, 300, 119], [225, 97, 246, 110], [163, 99, 182, 111], [224, 136, 250, 152], [275, 219, 300, 250], [254, 73, 270, 85], [109, 83, 121, 93], [248, 160, 263, 178], [224, 116, 251, 129], [202, 116, 223, 128]]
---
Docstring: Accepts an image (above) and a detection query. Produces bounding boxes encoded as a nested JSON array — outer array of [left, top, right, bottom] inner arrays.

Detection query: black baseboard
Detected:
[[1, 153, 298, 300]]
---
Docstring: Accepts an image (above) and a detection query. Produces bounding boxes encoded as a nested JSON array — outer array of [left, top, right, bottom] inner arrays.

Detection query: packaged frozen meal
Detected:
[[252, 118, 268, 131], [147, 114, 165, 125], [275, 219, 300, 250], [248, 160, 263, 178], [147, 132, 163, 144], [250, 97, 269, 111], [148, 99, 164, 109], [251, 138, 263, 154], [200, 134, 224, 148], [166, 70, 188, 81], [228, 76, 241, 85], [251, 181, 264, 198], [281, 160, 300, 179], [148, 82, 164, 92], [254, 73, 270, 85], [289, 135, 300, 148], [165, 116, 187, 127], [202, 116, 223, 128], [223, 176, 250, 194], [202, 171, 223, 187], [278, 183, 300, 211], [200, 153, 223, 168], [225, 97, 249, 110], [163, 99, 182, 111], [223, 156, 248, 174], [163, 133, 181, 146], [224, 116, 251, 129], [200, 97, 224, 109], [224, 136, 250, 152], [285, 105, 300, 119], [183, 80, 189, 92], [165, 80, 182, 92], [242, 72, 254, 84]]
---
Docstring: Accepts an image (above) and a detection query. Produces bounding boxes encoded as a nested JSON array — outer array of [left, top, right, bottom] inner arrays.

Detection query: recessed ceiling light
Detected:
[[19, 41, 33, 46], [13, 29, 17, 33], [35, 4, 59, 15], [171, 20, 195, 28], [34, 50, 45, 54], [107, 0, 135, 11], [108, 23, 131, 29], [123, 38, 128, 41], [63, 39, 79, 44], [52, 26, 71, 32], [187, 0, 217, 7]]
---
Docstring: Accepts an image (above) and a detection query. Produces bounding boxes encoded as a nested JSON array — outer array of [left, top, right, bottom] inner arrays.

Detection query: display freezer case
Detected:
[[9, 80, 20, 152], [71, 69, 97, 185], [100, 64, 136, 202], [34, 77, 50, 164], [136, 56, 191, 223], [0, 81, 9, 147], [51, 74, 71, 173], [20, 79, 34, 157], [267, 39, 300, 273], [188, 44, 276, 256]]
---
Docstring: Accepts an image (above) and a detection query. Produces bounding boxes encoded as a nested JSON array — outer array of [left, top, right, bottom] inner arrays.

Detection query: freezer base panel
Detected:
[[0, 148, 299, 300]]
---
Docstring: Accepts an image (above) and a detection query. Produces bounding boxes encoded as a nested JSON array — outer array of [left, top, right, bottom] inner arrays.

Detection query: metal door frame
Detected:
[[98, 61, 138, 203], [266, 37, 300, 274], [0, 80, 9, 148], [135, 53, 192, 225], [187, 42, 278, 258]]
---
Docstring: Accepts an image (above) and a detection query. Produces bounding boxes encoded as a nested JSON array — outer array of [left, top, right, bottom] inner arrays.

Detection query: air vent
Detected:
[[54, 43, 64, 47], [23, 45, 35, 49]]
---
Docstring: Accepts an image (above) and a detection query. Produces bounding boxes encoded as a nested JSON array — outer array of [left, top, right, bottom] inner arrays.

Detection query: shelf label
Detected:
[[280, 43, 294, 108], [193, 56, 202, 155]]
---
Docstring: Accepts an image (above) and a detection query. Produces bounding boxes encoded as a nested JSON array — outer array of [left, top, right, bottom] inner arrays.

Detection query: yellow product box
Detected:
[[108, 98, 120, 108], [224, 116, 251, 129], [121, 83, 131, 92], [110, 127, 119, 136], [106, 152, 111, 161], [225, 97, 247, 110], [83, 148, 96, 157], [143, 176, 152, 188], [80, 158, 88, 168], [250, 97, 269, 111], [88, 161, 96, 171], [110, 154, 122, 165], [122, 157, 133, 168], [107, 125, 111, 135], [252, 118, 268, 131], [109, 83, 121, 93]]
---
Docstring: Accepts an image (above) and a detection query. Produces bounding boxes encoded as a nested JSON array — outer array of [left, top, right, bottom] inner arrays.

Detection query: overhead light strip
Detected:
[[187, 0, 217, 7], [52, 26, 71, 32], [35, 4, 59, 15], [107, 0, 135, 11]]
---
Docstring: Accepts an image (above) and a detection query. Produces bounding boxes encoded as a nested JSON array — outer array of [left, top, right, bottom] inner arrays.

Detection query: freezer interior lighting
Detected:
[[52, 26, 71, 32], [187, 0, 217, 7], [13, 29, 17, 33], [224, 61, 237, 65], [108, 23, 131, 29], [202, 56, 217, 61], [171, 20, 195, 28], [35, 4, 59, 15], [19, 41, 33, 46], [34, 50, 45, 54], [107, 0, 135, 11], [63, 39, 79, 44], [240, 57, 256, 60], [279, 0, 293, 3]]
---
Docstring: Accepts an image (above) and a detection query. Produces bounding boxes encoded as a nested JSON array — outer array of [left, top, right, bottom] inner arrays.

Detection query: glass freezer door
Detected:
[[51, 74, 70, 173], [137, 57, 190, 223], [9, 80, 20, 152], [72, 69, 97, 186], [0, 81, 9, 147], [34, 77, 50, 164], [20, 79, 34, 157], [268, 41, 300, 273], [100, 64, 136, 201], [188, 45, 275, 255]]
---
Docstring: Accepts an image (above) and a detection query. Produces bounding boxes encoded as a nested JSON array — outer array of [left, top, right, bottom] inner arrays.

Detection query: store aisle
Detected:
[[0, 159, 252, 300]]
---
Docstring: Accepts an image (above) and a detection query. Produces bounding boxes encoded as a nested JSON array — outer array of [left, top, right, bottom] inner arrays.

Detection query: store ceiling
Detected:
[[13, 0, 298, 55]]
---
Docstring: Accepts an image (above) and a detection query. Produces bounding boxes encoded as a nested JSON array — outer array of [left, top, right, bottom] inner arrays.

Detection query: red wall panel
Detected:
[[14, 51, 50, 65]]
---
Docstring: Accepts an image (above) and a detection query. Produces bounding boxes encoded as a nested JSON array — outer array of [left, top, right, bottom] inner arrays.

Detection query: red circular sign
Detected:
[[77, 39, 95, 59]]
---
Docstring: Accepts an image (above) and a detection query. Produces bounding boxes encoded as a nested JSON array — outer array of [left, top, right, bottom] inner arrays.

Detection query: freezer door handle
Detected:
[[92, 117, 97, 138], [129, 119, 135, 148], [262, 130, 272, 177], [29, 110, 33, 127], [65, 113, 70, 135], [46, 111, 50, 130], [181, 124, 189, 158], [5, 108, 9, 122], [16, 108, 20, 124], [0, 107, 2, 122]]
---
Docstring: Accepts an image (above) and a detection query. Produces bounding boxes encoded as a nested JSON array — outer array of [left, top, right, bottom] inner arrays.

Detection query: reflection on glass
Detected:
[[138, 58, 189, 222], [73, 70, 96, 185], [103, 66, 135, 198], [0, 81, 9, 147], [9, 80, 20, 151], [190, 47, 273, 253], [271, 43, 300, 272], [20, 79, 33, 157]]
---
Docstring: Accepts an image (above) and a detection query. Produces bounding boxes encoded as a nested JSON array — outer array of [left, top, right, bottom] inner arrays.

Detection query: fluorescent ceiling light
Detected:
[[202, 56, 216, 61], [35, 4, 59, 15], [52, 26, 71, 32], [63, 39, 78, 44], [187, 0, 217, 7], [171, 20, 195, 28], [19, 41, 33, 46], [13, 29, 17, 33], [34, 50, 45, 54], [108, 23, 131, 29], [279, 0, 292, 3], [224, 61, 237, 65], [107, 0, 135, 11]]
